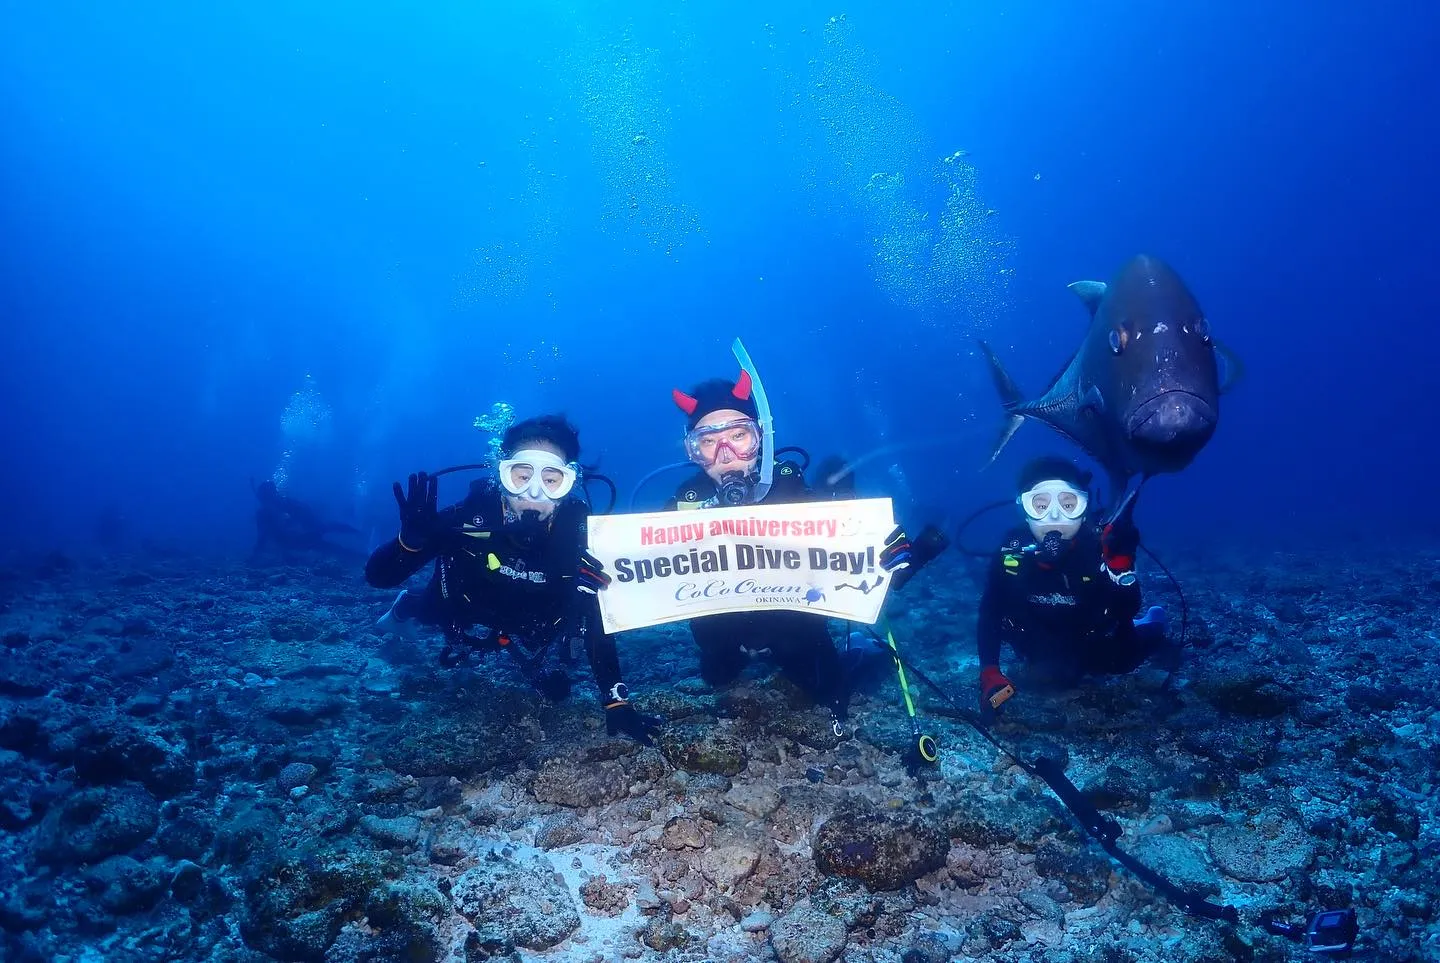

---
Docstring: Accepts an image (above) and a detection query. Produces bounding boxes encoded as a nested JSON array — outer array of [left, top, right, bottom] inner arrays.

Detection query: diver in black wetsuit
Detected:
[[364, 415, 658, 744], [252, 480, 359, 559], [813, 455, 857, 501], [666, 367, 946, 727], [977, 456, 1170, 713]]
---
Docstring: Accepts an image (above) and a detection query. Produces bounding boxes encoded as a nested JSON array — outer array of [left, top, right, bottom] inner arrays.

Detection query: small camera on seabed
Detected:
[[1263, 909, 1359, 957]]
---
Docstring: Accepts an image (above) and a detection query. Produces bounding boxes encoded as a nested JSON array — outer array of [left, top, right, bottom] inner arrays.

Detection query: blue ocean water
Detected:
[[3, 6, 1440, 961], [4, 1, 1435, 554]]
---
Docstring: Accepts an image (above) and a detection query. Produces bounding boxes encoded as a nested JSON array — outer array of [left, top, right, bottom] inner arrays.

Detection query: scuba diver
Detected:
[[813, 454, 857, 500], [977, 455, 1170, 713], [364, 415, 659, 745], [666, 345, 947, 727], [252, 479, 360, 559]]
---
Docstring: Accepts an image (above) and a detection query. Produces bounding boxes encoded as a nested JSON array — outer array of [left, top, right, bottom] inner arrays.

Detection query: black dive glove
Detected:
[[883, 523, 949, 589], [909, 524, 950, 568], [603, 684, 662, 746], [577, 552, 612, 594], [879, 526, 913, 571], [392, 471, 441, 552]]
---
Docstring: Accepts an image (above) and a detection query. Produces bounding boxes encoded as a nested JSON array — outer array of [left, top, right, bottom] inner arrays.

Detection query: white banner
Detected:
[[588, 498, 897, 633]]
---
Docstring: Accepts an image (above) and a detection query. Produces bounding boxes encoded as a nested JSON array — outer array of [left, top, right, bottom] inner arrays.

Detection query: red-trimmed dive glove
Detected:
[[603, 683, 662, 746], [1101, 519, 1140, 585], [980, 665, 1015, 714], [879, 526, 914, 571], [577, 552, 612, 594]]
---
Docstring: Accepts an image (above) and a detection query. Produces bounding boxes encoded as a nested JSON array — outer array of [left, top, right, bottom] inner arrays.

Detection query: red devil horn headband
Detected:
[[672, 388, 698, 415], [732, 369, 752, 401]]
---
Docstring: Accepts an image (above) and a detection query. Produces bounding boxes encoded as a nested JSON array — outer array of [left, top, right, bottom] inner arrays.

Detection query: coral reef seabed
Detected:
[[0, 549, 1436, 961]]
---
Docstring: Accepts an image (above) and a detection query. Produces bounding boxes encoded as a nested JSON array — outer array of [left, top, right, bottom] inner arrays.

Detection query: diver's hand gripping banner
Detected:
[[588, 498, 897, 633]]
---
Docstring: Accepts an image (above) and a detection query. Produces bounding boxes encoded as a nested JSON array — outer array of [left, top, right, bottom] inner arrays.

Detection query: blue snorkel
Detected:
[[731, 337, 774, 504]]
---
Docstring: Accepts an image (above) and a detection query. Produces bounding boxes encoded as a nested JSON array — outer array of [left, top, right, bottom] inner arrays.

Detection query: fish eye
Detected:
[[1108, 328, 1124, 355], [1194, 317, 1212, 343]]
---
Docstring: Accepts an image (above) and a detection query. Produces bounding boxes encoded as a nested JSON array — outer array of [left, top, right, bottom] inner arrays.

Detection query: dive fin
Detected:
[[1213, 340, 1245, 393], [977, 340, 1028, 468], [1068, 280, 1108, 317]]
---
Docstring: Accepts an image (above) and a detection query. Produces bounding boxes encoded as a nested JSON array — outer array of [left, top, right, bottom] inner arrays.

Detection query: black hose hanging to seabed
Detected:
[[870, 630, 1235, 921], [872, 634, 1359, 954]]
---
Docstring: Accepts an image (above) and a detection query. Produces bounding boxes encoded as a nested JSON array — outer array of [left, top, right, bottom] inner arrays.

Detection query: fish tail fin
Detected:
[[978, 340, 1027, 468]]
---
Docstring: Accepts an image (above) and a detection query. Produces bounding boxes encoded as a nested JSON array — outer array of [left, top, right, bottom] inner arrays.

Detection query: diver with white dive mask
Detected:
[[977, 456, 1170, 713], [364, 414, 659, 745]]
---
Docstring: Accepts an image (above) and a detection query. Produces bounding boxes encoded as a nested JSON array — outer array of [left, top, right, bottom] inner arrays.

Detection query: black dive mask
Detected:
[[716, 470, 755, 506]]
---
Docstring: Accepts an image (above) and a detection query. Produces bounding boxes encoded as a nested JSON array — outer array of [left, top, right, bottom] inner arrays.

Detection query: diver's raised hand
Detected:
[[392, 471, 440, 551]]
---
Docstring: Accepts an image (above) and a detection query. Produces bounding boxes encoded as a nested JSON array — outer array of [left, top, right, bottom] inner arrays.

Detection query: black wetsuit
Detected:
[[978, 525, 1147, 677], [254, 487, 357, 556], [364, 480, 622, 702], [666, 459, 848, 715]]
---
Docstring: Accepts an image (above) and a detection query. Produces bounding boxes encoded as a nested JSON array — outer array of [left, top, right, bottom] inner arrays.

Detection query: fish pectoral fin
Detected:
[[1102, 475, 1146, 525], [1079, 384, 1106, 415], [983, 414, 1026, 470], [1214, 340, 1245, 393], [1067, 280, 1108, 317], [1102, 469, 1136, 511]]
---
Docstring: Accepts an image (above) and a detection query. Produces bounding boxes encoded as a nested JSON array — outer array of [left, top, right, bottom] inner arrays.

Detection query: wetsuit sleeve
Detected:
[[363, 496, 471, 588], [581, 599, 624, 704], [977, 556, 1005, 668], [1106, 571, 1144, 621]]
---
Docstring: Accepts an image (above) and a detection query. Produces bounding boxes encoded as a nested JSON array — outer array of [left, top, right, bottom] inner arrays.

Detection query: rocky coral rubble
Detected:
[[0, 547, 1435, 961]]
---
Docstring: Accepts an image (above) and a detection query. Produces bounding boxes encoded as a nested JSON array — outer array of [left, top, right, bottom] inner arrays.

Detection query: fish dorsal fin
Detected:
[[1068, 280, 1107, 318], [1214, 340, 1245, 393]]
